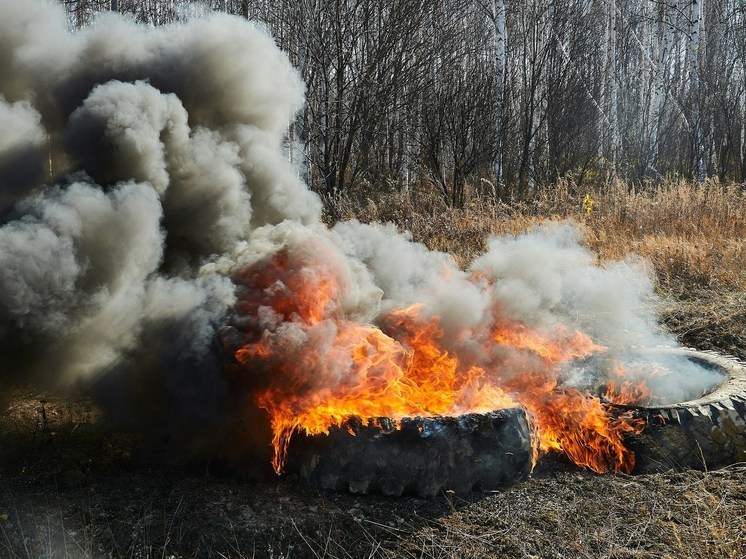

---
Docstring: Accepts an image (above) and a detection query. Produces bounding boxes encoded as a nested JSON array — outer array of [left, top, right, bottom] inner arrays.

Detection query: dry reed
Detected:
[[331, 178, 746, 291]]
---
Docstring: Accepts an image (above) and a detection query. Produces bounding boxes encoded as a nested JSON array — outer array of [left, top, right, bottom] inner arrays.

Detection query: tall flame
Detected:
[[232, 249, 650, 475]]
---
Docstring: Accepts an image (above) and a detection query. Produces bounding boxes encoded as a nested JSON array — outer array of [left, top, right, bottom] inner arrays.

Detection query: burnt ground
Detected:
[[1, 288, 745, 559]]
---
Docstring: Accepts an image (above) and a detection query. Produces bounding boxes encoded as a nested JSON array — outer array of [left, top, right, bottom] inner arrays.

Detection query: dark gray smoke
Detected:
[[0, 1, 719, 462], [0, 2, 317, 444], [0, 97, 46, 206]]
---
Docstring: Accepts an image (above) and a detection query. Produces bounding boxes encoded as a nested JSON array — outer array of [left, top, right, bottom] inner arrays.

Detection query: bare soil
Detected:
[[1, 288, 745, 559]]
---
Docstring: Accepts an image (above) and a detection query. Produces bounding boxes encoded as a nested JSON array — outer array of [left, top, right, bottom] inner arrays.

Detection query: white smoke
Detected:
[[471, 223, 661, 345], [0, 1, 718, 456]]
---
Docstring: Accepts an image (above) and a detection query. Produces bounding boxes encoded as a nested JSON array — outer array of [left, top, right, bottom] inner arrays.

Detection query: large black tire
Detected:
[[623, 348, 746, 473], [286, 408, 533, 497]]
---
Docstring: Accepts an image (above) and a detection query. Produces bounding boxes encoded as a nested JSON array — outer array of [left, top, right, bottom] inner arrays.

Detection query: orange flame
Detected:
[[604, 364, 657, 407], [232, 250, 652, 475]]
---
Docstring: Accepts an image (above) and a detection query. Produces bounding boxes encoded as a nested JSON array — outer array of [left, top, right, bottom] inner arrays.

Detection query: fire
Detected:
[[238, 306, 517, 473], [490, 325, 646, 473], [232, 248, 652, 475], [604, 364, 657, 407]]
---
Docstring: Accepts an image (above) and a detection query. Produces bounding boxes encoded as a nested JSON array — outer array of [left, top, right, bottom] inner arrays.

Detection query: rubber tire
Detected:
[[286, 408, 533, 497], [623, 348, 746, 473]]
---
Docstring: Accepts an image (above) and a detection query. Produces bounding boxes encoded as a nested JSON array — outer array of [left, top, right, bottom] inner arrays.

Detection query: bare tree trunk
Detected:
[[607, 0, 620, 181], [524, 3, 546, 196], [492, 0, 506, 193], [646, 1, 677, 176], [742, 58, 746, 180], [598, 2, 608, 174], [741, 92, 746, 181], [689, 0, 706, 181], [639, 0, 651, 163], [401, 68, 413, 194], [294, 0, 310, 186]]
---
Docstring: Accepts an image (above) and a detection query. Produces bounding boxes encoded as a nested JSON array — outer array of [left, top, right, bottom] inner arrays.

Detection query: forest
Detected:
[[1, 2, 745, 557], [60, 0, 746, 207]]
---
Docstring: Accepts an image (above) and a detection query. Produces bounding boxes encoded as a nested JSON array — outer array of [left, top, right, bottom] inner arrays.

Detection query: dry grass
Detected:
[[332, 178, 746, 291], [2, 179, 744, 558], [382, 467, 746, 559]]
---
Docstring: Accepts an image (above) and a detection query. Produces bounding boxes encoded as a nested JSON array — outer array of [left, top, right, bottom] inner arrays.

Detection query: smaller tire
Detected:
[[622, 348, 746, 473]]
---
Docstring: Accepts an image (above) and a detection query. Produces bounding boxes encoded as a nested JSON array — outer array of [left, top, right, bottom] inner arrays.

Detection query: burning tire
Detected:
[[285, 408, 533, 497], [622, 348, 746, 473]]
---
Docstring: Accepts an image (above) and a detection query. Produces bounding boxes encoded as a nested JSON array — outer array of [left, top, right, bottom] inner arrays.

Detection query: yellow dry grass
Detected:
[[334, 178, 746, 291]]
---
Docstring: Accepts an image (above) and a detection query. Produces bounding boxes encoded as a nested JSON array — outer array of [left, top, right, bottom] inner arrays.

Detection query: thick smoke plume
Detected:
[[0, 1, 718, 467], [0, 1, 317, 443]]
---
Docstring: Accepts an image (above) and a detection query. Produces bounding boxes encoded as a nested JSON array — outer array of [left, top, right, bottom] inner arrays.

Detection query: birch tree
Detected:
[[483, 0, 507, 194], [292, 0, 310, 186], [689, 0, 706, 181], [606, 0, 621, 180], [646, 0, 678, 177]]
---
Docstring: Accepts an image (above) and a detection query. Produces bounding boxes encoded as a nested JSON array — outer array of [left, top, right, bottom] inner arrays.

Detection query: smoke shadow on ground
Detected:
[[0, 388, 486, 558]]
